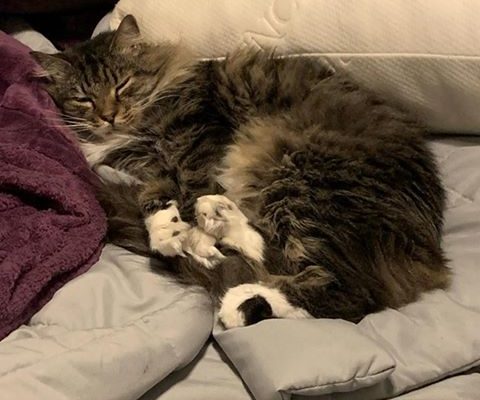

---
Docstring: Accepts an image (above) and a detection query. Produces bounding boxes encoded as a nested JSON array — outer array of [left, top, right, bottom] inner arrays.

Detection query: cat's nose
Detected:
[[100, 111, 117, 125]]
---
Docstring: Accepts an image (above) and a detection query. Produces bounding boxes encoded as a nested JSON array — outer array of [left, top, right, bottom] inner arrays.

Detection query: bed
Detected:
[[1, 2, 480, 399]]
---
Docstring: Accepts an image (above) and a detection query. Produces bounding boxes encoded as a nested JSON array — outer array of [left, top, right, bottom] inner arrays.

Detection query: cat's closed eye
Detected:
[[70, 97, 94, 108], [115, 77, 132, 99]]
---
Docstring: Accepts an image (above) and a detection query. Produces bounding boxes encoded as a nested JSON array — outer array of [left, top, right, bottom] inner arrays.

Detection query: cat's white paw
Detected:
[[183, 227, 225, 269], [195, 195, 264, 262], [219, 283, 312, 329], [188, 247, 225, 269], [195, 195, 245, 238], [145, 201, 190, 257]]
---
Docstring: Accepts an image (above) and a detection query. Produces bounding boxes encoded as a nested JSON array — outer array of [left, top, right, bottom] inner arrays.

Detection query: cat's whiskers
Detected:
[[61, 119, 94, 132], [129, 97, 153, 112], [42, 111, 91, 128]]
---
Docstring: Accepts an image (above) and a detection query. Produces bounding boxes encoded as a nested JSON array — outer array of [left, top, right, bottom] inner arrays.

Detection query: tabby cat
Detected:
[[32, 15, 449, 328]]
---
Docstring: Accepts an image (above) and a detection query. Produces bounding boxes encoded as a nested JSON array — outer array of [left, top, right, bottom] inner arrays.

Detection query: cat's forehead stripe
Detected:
[[95, 60, 106, 82], [78, 60, 95, 89], [105, 68, 116, 85]]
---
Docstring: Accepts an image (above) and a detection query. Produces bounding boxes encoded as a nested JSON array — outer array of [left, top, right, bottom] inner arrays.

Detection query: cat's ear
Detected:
[[30, 51, 72, 82], [111, 15, 141, 50]]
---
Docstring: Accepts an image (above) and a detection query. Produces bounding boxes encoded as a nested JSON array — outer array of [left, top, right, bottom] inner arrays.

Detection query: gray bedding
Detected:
[[0, 246, 213, 400], [142, 344, 480, 400], [140, 342, 252, 400]]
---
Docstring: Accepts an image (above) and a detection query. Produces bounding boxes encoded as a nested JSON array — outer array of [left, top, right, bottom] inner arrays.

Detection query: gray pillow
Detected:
[[214, 319, 395, 400]]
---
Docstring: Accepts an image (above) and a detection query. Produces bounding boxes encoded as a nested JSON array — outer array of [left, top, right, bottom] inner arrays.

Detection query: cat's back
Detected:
[[206, 48, 421, 142]]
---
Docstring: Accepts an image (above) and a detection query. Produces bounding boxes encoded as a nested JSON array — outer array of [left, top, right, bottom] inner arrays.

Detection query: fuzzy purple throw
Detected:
[[0, 32, 107, 340]]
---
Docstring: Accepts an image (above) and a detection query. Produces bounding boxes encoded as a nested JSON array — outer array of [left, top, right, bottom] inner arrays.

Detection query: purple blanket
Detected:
[[0, 32, 106, 340]]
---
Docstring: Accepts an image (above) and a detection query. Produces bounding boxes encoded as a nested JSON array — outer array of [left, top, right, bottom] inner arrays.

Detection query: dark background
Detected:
[[0, 0, 117, 48]]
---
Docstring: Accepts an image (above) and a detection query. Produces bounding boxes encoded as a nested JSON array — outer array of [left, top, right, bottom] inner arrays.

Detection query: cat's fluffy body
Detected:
[[33, 16, 449, 328]]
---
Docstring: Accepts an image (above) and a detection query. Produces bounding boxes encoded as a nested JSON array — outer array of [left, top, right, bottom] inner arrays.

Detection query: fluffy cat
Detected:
[[32, 15, 450, 328]]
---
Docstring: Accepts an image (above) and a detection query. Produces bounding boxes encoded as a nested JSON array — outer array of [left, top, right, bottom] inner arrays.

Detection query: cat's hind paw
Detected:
[[218, 283, 312, 329], [183, 227, 225, 269]]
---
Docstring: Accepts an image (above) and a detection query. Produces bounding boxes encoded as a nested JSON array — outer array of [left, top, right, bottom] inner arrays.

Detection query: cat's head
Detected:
[[32, 15, 192, 137]]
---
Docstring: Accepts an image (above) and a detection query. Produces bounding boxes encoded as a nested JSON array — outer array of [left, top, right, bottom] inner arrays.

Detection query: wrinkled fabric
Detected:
[[0, 31, 107, 340], [0, 245, 213, 400], [214, 319, 396, 400]]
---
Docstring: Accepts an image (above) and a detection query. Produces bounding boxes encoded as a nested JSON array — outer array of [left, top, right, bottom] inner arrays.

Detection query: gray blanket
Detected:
[[0, 245, 213, 400]]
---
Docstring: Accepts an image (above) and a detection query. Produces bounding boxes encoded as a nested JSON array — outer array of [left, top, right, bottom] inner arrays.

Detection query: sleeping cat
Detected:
[[32, 15, 450, 328]]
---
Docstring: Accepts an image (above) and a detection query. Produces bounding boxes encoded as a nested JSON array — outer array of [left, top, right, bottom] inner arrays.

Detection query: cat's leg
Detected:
[[195, 195, 264, 263], [139, 179, 191, 257]]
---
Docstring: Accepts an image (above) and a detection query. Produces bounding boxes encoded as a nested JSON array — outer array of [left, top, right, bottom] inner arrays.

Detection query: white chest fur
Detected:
[[80, 135, 132, 168]]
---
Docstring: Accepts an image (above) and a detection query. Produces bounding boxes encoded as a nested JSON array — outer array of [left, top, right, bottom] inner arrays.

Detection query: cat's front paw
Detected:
[[145, 201, 190, 257], [195, 195, 246, 239], [195, 195, 264, 262]]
